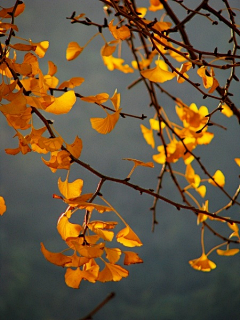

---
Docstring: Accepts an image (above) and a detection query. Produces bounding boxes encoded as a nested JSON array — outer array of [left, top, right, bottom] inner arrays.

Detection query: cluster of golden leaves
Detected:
[[0, 2, 147, 287], [64, 0, 240, 271], [1, 0, 239, 288], [41, 172, 143, 288]]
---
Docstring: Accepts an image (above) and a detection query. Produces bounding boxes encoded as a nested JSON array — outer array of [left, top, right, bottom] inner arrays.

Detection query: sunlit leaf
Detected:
[[73, 241, 105, 258], [217, 248, 239, 256], [110, 89, 120, 111], [140, 124, 155, 149], [141, 60, 175, 83], [81, 93, 109, 104], [109, 19, 130, 40], [208, 170, 225, 188], [45, 91, 76, 114], [40, 243, 72, 267], [235, 158, 240, 167], [123, 251, 143, 265], [90, 109, 121, 134], [116, 225, 143, 247], [102, 55, 134, 73], [0, 196, 6, 216], [30, 41, 49, 58], [58, 77, 84, 90], [66, 42, 83, 61], [57, 211, 82, 240], [66, 136, 83, 159], [0, 3, 25, 18], [221, 104, 233, 117], [105, 248, 121, 264], [189, 253, 216, 272], [97, 262, 128, 282], [58, 175, 83, 199]]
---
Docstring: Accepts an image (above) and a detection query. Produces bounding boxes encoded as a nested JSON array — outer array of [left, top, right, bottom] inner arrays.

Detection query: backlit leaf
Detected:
[[217, 248, 239, 256], [123, 251, 143, 265], [109, 19, 130, 40], [66, 136, 83, 159], [81, 93, 109, 104], [208, 170, 225, 188], [44, 91, 76, 114], [66, 42, 83, 61], [58, 176, 83, 199], [57, 211, 82, 240], [90, 109, 121, 134], [58, 77, 84, 90], [0, 196, 6, 216], [97, 262, 128, 282], [105, 248, 121, 264], [141, 60, 175, 83], [116, 225, 143, 247], [40, 243, 72, 267]]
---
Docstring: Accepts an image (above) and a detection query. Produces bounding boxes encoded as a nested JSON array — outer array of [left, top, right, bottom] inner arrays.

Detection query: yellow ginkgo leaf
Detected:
[[58, 77, 84, 90], [97, 262, 128, 282], [81, 93, 109, 104], [65, 266, 99, 288], [66, 42, 83, 61], [217, 248, 239, 256], [58, 175, 83, 199], [189, 253, 216, 272], [47, 61, 57, 76], [123, 251, 143, 265], [88, 221, 118, 230], [109, 19, 131, 40], [101, 43, 117, 57], [110, 89, 120, 111], [38, 136, 63, 152], [208, 170, 225, 188], [40, 243, 72, 267], [141, 60, 175, 83], [123, 158, 154, 178], [57, 212, 82, 240], [66, 136, 83, 159], [90, 109, 121, 134], [235, 158, 240, 167], [30, 41, 49, 58], [44, 90, 76, 114], [73, 241, 105, 259], [116, 225, 143, 247], [0, 196, 6, 215], [140, 124, 155, 149], [105, 248, 121, 264], [0, 3, 25, 18], [221, 104, 233, 117]]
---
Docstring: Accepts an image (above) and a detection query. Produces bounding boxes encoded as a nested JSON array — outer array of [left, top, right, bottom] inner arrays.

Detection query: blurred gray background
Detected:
[[1, 1, 240, 319]]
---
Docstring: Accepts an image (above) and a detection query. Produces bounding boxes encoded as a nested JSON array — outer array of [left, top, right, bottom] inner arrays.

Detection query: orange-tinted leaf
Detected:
[[105, 248, 121, 264], [57, 211, 82, 240], [66, 42, 83, 61], [64, 267, 82, 289], [81, 93, 109, 104], [58, 176, 83, 199], [101, 43, 117, 57], [66, 136, 83, 159], [47, 61, 57, 76], [0, 196, 6, 215], [235, 158, 240, 167], [217, 248, 239, 256], [116, 225, 143, 247], [45, 91, 76, 114], [90, 109, 121, 134], [40, 243, 72, 267], [0, 3, 25, 18], [73, 241, 105, 258], [109, 19, 130, 40], [189, 253, 216, 272], [97, 262, 128, 282], [141, 60, 175, 83], [110, 89, 120, 111], [58, 77, 84, 90], [88, 221, 118, 230], [123, 251, 143, 265], [102, 55, 134, 73], [9, 43, 35, 51]]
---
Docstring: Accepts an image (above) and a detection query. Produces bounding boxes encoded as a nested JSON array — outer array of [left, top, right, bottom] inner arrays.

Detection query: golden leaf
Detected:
[[123, 251, 143, 265], [141, 60, 175, 83], [90, 109, 121, 134], [0, 196, 6, 216], [40, 243, 72, 267], [81, 93, 109, 104], [105, 248, 121, 264], [97, 262, 128, 282], [116, 225, 143, 247], [44, 91, 76, 114], [208, 170, 225, 188], [66, 42, 83, 61]]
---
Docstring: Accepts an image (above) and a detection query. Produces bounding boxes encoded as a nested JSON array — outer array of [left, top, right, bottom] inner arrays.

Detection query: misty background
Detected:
[[1, 1, 240, 319]]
